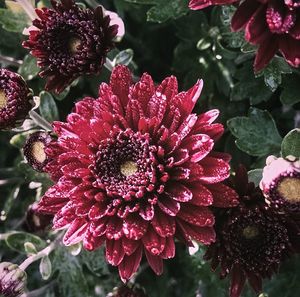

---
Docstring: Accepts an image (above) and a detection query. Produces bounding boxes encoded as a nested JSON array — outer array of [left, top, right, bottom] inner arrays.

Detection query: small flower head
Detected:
[[23, 0, 118, 93], [0, 68, 33, 130], [23, 131, 52, 172], [36, 65, 239, 280], [204, 166, 300, 297], [0, 262, 27, 297], [260, 156, 300, 213]]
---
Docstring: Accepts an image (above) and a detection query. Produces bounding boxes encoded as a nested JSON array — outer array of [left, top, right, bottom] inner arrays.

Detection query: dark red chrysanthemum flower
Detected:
[[108, 285, 147, 297], [0, 262, 27, 297], [36, 65, 238, 280], [190, 0, 300, 71], [260, 156, 300, 214], [0, 68, 33, 130], [204, 166, 300, 297], [23, 131, 52, 172], [23, 0, 118, 93], [189, 0, 237, 10]]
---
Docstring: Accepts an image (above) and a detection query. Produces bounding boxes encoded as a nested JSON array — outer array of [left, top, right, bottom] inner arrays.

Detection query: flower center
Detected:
[[120, 161, 138, 177], [277, 177, 300, 203], [0, 89, 8, 109], [266, 4, 296, 34], [31, 141, 46, 163], [68, 37, 81, 55], [242, 226, 259, 239]]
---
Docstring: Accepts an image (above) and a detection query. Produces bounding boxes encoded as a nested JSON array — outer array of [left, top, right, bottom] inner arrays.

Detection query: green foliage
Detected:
[[125, 0, 189, 23], [281, 128, 300, 158], [39, 91, 60, 122], [227, 108, 282, 157]]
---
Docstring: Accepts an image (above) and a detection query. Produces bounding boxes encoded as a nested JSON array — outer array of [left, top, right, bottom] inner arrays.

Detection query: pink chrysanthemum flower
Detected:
[[260, 156, 300, 213], [189, 0, 300, 71], [36, 65, 238, 280], [23, 0, 118, 93]]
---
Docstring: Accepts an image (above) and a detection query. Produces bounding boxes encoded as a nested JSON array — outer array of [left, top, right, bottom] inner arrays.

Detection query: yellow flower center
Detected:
[[0, 89, 8, 109], [68, 37, 81, 55], [277, 177, 300, 203], [120, 161, 138, 177], [32, 141, 46, 163], [242, 226, 259, 239]]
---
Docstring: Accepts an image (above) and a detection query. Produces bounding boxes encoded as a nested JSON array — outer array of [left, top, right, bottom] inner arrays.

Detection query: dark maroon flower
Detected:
[[0, 68, 33, 130], [189, 0, 237, 10], [108, 285, 147, 297], [190, 0, 300, 71], [204, 166, 300, 297], [36, 65, 238, 280], [23, 131, 52, 172], [260, 156, 300, 214], [0, 262, 27, 297], [23, 0, 118, 93]]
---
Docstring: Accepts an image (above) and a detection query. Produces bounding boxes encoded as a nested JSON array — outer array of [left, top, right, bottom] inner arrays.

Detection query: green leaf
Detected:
[[79, 247, 109, 276], [248, 169, 263, 187], [257, 57, 292, 92], [5, 232, 46, 254], [52, 247, 89, 297], [280, 76, 300, 106], [281, 129, 300, 158], [18, 55, 40, 80], [24, 242, 38, 255], [113, 49, 134, 66], [10, 131, 33, 149], [0, 6, 29, 33], [227, 108, 282, 156], [40, 255, 52, 280], [39, 91, 59, 122], [126, 0, 189, 23]]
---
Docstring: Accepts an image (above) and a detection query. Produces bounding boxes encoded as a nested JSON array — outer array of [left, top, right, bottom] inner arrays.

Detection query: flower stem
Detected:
[[16, 0, 38, 21], [19, 234, 62, 271], [29, 110, 53, 131]]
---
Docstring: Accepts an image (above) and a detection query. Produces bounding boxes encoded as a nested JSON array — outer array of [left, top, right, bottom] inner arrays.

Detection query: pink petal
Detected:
[[178, 204, 215, 227], [179, 222, 216, 245], [123, 214, 148, 240], [119, 246, 143, 281], [63, 218, 88, 246], [106, 239, 125, 266], [230, 265, 247, 297], [206, 183, 239, 208], [198, 157, 230, 184], [160, 237, 176, 259], [158, 196, 181, 216], [109, 65, 132, 107], [151, 208, 176, 237], [279, 36, 300, 68], [188, 183, 213, 206], [145, 250, 164, 275], [122, 237, 140, 255], [156, 76, 178, 102], [106, 217, 123, 240], [142, 226, 166, 255], [165, 182, 193, 202], [231, 0, 261, 31]]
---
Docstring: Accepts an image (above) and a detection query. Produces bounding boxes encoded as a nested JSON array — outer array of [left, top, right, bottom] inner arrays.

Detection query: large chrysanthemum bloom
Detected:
[[23, 0, 118, 93], [36, 65, 239, 280], [0, 262, 27, 297], [0, 68, 33, 130], [189, 0, 238, 10], [189, 1, 300, 71], [204, 166, 300, 297], [260, 156, 300, 214]]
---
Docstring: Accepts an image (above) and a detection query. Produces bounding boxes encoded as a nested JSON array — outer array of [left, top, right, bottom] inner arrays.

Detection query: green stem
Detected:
[[29, 110, 52, 131]]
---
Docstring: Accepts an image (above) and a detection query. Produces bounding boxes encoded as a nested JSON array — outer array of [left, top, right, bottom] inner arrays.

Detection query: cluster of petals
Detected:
[[36, 65, 239, 280], [189, 0, 300, 71]]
